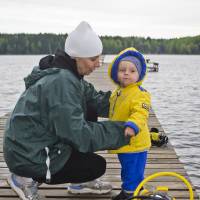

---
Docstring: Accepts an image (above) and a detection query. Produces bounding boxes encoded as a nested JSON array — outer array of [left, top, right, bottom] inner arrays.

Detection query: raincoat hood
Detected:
[[24, 50, 82, 89], [24, 67, 59, 89], [108, 47, 147, 86]]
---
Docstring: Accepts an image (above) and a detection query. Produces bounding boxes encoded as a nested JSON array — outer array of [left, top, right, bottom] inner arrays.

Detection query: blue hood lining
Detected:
[[111, 50, 146, 84]]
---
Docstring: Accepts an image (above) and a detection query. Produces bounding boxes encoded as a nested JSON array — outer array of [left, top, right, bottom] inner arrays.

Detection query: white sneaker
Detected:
[[7, 173, 40, 200], [68, 179, 112, 194]]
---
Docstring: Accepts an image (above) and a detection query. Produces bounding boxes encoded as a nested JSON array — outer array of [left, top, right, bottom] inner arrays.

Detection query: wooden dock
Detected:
[[0, 65, 199, 199]]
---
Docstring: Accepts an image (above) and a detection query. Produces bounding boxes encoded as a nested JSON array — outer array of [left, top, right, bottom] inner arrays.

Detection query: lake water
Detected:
[[0, 54, 200, 194]]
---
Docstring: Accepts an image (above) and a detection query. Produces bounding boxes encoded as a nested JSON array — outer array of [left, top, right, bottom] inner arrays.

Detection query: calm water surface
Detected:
[[0, 54, 200, 194]]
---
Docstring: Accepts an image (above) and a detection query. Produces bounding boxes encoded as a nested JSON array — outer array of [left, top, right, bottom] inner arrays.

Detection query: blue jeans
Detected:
[[118, 151, 147, 192]]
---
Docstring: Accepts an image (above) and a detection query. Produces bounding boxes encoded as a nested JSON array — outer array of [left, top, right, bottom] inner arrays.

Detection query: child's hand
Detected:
[[125, 127, 135, 137]]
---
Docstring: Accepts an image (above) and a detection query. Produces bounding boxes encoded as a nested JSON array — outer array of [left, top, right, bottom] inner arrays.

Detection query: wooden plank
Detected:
[[0, 180, 197, 190], [0, 188, 199, 199], [0, 151, 179, 157], [1, 197, 196, 200]]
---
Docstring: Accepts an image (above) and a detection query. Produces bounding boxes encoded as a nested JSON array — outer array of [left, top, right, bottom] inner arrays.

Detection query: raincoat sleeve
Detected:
[[48, 76, 129, 153], [125, 91, 151, 135], [83, 80, 111, 118]]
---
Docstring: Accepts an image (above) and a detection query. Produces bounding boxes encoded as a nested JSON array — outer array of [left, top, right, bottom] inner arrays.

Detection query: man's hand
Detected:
[[124, 127, 135, 137]]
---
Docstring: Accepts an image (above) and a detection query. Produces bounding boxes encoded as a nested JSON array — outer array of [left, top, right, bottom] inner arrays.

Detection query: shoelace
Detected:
[[93, 179, 109, 189], [23, 181, 40, 200]]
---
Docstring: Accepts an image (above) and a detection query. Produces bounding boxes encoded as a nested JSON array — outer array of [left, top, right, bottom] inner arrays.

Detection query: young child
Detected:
[[108, 47, 151, 200]]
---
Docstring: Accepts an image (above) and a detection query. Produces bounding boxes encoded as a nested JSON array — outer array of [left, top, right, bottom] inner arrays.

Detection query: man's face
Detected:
[[76, 56, 100, 76]]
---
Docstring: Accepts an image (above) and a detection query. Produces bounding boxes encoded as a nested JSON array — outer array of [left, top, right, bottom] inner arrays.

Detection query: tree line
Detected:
[[0, 33, 200, 55]]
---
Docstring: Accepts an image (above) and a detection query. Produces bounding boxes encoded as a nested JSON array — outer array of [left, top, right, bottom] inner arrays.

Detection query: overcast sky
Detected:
[[0, 0, 200, 39]]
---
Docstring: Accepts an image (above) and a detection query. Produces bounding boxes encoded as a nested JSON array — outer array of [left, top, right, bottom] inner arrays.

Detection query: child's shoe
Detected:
[[112, 190, 133, 200], [7, 173, 40, 200], [68, 179, 112, 194]]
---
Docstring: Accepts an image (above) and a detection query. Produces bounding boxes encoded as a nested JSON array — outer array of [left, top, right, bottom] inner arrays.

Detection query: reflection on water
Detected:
[[0, 54, 200, 194]]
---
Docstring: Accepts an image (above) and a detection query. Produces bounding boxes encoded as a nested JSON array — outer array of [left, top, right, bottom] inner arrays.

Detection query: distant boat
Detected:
[[146, 59, 159, 72], [100, 56, 159, 72]]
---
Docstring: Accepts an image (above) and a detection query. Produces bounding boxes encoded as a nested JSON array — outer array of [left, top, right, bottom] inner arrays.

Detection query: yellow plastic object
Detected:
[[139, 189, 150, 195], [156, 186, 169, 192], [133, 172, 194, 200], [151, 132, 159, 141]]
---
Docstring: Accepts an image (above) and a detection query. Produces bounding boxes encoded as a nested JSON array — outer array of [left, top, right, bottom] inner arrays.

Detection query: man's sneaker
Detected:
[[68, 179, 112, 194], [7, 173, 40, 200], [112, 190, 133, 200]]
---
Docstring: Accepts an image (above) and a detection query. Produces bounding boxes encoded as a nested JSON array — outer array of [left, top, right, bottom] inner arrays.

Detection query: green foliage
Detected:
[[0, 33, 67, 54], [0, 33, 200, 54]]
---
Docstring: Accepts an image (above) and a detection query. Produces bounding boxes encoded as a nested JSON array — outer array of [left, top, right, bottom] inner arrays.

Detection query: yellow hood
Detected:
[[108, 47, 147, 86]]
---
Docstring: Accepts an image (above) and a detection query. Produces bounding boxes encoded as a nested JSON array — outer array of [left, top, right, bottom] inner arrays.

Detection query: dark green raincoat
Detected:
[[3, 50, 129, 179]]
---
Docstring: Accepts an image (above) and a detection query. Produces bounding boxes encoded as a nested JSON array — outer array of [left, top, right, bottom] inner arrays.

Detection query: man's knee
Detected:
[[92, 154, 106, 178]]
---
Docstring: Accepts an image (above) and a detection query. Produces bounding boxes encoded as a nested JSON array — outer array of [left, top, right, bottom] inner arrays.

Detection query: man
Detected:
[[3, 21, 130, 200]]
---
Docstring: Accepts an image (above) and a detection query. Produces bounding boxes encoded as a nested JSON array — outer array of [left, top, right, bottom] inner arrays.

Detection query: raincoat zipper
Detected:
[[111, 90, 121, 117]]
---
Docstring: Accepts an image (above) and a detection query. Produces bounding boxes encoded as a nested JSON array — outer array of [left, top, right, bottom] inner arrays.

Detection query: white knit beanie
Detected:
[[65, 21, 103, 58]]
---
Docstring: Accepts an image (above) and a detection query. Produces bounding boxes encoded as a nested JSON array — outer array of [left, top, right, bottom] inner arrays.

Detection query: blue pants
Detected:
[[118, 151, 147, 192]]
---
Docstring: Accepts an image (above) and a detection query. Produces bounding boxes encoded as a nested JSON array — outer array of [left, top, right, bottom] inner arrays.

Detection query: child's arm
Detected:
[[125, 91, 151, 135]]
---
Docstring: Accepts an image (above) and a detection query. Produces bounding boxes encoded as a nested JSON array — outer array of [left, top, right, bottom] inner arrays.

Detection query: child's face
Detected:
[[117, 61, 139, 87]]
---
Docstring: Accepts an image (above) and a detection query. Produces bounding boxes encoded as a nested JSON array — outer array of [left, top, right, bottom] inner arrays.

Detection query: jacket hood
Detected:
[[24, 50, 82, 89], [108, 47, 147, 86], [24, 67, 59, 89], [39, 49, 81, 79]]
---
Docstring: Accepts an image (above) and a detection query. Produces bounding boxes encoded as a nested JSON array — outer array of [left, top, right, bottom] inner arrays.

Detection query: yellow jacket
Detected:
[[108, 47, 151, 153]]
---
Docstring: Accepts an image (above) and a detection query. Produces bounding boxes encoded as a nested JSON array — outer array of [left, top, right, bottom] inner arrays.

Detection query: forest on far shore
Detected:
[[0, 33, 200, 55]]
